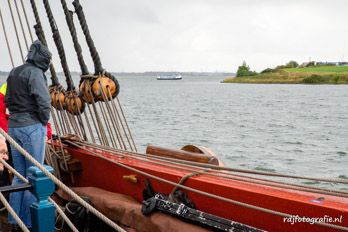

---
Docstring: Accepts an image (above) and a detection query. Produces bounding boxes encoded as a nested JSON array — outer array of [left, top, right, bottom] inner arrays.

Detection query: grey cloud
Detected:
[[0, 0, 348, 73]]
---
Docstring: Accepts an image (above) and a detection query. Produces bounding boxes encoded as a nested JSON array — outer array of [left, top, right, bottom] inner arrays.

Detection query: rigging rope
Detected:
[[101, 86, 126, 148], [42, 0, 75, 91], [72, 0, 120, 100], [49, 198, 79, 232], [7, 0, 24, 63], [75, 141, 348, 198], [0, 6, 15, 68], [79, 140, 348, 185], [0, 128, 126, 232], [0, 193, 30, 232], [15, 0, 78, 149], [27, 0, 137, 151], [71, 0, 102, 74], [60, 0, 89, 75], [64, 140, 348, 232], [1, 1, 133, 230], [6, 0, 72, 164], [29, 0, 59, 86], [19, 0, 34, 42], [0, 152, 79, 232], [115, 96, 137, 151], [2, 2, 345, 231], [1, 3, 113, 229], [13, 0, 29, 50]]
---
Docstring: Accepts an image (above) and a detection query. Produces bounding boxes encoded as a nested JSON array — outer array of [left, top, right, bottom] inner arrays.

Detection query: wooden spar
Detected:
[[146, 145, 219, 165], [181, 145, 224, 166]]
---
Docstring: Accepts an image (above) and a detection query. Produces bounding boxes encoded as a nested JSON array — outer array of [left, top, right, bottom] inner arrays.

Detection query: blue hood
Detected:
[[26, 40, 52, 72]]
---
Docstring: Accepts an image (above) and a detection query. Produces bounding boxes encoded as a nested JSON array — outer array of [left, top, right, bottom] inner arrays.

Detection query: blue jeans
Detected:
[[8, 123, 46, 228]]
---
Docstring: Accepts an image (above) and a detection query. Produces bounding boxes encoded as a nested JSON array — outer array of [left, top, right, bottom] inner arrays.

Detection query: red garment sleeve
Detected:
[[0, 94, 8, 133], [46, 122, 52, 139]]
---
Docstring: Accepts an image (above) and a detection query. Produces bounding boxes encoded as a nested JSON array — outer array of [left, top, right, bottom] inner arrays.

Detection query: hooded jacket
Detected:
[[5, 40, 52, 128]]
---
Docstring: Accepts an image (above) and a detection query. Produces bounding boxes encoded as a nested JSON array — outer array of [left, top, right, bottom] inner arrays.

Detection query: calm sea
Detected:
[[1, 74, 347, 190], [116, 74, 348, 190]]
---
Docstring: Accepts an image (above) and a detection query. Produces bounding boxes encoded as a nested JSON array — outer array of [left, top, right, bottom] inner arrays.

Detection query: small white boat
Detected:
[[156, 74, 182, 80]]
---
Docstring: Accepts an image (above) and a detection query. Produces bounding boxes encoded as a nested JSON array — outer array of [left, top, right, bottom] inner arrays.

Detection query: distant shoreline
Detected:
[[223, 66, 348, 84], [0, 71, 235, 77]]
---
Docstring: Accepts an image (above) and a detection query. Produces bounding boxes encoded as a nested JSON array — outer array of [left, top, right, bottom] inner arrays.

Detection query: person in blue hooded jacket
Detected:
[[5, 40, 51, 231]]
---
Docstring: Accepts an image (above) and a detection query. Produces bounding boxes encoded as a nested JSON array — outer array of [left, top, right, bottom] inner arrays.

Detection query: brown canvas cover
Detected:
[[61, 187, 210, 232]]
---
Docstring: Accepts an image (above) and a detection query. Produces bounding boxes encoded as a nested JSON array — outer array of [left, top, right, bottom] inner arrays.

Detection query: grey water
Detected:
[[1, 74, 347, 190], [115, 74, 348, 190]]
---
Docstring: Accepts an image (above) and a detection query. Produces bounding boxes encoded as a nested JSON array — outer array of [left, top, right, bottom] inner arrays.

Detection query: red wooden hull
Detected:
[[64, 145, 348, 232]]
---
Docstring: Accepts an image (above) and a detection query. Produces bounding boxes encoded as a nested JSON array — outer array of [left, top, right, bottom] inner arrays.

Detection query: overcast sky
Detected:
[[1, 0, 348, 73]]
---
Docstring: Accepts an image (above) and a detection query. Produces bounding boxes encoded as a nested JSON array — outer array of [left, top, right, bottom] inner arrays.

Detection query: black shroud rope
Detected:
[[72, 0, 120, 97], [42, 0, 75, 91], [72, 0, 102, 74], [29, 0, 59, 86], [60, 0, 88, 75]]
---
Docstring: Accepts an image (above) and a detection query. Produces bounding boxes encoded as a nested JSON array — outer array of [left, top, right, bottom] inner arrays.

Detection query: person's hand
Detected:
[[0, 149, 9, 171], [0, 139, 9, 171]]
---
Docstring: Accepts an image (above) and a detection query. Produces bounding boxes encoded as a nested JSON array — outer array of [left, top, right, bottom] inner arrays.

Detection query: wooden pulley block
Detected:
[[92, 75, 117, 101], [79, 79, 94, 104], [65, 92, 86, 115], [50, 87, 65, 110]]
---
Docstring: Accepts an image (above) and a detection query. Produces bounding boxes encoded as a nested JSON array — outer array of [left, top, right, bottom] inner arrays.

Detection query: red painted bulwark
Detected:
[[65, 145, 348, 232]]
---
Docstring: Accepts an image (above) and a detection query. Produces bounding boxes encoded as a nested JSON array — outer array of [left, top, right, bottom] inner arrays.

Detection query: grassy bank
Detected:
[[223, 66, 348, 84]]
